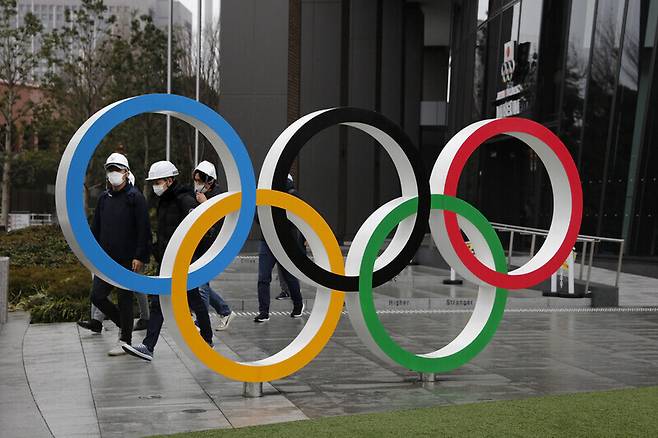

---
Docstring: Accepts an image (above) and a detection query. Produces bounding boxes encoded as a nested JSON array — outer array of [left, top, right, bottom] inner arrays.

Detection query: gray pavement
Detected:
[[2, 258, 658, 437]]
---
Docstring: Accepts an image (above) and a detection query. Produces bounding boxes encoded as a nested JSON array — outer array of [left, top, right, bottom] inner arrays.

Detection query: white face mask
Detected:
[[107, 171, 125, 187], [194, 182, 207, 193], [152, 183, 167, 197]]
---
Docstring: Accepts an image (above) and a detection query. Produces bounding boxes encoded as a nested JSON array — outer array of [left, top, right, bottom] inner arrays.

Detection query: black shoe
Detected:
[[275, 292, 290, 300], [77, 319, 102, 333], [133, 318, 149, 331], [254, 313, 270, 323], [291, 303, 305, 318]]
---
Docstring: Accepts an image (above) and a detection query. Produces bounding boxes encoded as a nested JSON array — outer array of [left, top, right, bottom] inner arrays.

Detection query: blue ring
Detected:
[[65, 94, 256, 294]]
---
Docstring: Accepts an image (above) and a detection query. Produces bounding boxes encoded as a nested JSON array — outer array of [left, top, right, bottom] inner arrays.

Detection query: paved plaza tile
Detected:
[[2, 261, 658, 437]]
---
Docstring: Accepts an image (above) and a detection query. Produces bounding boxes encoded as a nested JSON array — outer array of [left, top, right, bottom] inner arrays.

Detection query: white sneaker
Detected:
[[215, 312, 235, 331], [108, 341, 127, 356]]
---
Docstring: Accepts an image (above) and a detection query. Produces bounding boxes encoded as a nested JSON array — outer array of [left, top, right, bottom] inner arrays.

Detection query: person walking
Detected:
[[76, 153, 151, 356], [123, 161, 213, 361], [274, 264, 291, 300], [88, 170, 151, 332], [254, 175, 305, 323], [192, 161, 235, 331], [88, 293, 150, 332]]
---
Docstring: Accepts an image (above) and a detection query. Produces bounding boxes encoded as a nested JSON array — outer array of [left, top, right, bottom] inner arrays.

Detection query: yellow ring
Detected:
[[170, 189, 345, 382]]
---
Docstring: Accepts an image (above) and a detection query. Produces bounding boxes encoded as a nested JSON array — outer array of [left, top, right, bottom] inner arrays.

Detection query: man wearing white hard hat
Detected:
[[86, 168, 151, 332], [77, 153, 151, 356], [192, 161, 236, 331], [123, 160, 213, 361]]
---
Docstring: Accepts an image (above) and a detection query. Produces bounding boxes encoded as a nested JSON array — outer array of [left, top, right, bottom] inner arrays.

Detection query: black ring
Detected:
[[270, 107, 430, 291]]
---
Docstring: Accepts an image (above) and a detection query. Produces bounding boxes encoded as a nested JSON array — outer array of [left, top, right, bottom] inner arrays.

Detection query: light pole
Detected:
[[195, 0, 201, 166], [166, 0, 173, 161]]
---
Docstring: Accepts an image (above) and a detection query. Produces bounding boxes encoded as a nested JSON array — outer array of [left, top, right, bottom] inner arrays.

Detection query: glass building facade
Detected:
[[449, 0, 658, 256]]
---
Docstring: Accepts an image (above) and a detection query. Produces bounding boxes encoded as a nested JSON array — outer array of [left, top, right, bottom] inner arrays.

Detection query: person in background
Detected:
[[76, 153, 151, 356], [192, 161, 236, 331], [123, 161, 213, 361], [274, 264, 291, 300], [254, 174, 305, 323]]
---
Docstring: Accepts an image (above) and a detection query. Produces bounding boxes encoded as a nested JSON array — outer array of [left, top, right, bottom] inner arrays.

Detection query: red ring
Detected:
[[442, 118, 582, 290]]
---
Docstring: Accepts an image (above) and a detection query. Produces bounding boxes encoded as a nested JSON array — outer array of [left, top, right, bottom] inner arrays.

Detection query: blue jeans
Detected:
[[257, 240, 302, 315], [143, 289, 212, 352], [198, 283, 231, 316]]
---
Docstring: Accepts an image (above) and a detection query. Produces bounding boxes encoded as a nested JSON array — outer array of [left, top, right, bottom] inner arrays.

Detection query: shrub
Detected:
[[8, 264, 90, 303], [0, 225, 80, 268], [19, 292, 90, 323], [1, 224, 154, 323], [0, 225, 90, 322]]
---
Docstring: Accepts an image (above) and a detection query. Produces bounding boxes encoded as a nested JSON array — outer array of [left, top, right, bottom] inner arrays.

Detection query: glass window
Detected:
[[485, 14, 501, 117], [501, 2, 520, 44], [621, 0, 658, 254], [473, 24, 487, 120], [519, 0, 542, 53], [514, 0, 543, 114], [580, 0, 626, 235], [601, 0, 641, 240], [536, 0, 569, 122], [618, 0, 640, 91], [477, 0, 489, 25], [560, 0, 596, 160], [493, 4, 520, 101], [511, 2, 520, 41], [632, 59, 658, 255]]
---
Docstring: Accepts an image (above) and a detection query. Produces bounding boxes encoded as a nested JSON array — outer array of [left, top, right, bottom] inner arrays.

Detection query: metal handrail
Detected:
[[488, 222, 624, 291], [420, 221, 625, 292], [490, 222, 624, 243], [7, 213, 53, 232]]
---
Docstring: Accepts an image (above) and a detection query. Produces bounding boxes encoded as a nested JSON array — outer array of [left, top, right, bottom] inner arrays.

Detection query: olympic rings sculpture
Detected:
[[56, 94, 582, 382]]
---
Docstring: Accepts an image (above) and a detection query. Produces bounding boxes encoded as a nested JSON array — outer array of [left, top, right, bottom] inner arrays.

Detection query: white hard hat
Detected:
[[193, 160, 217, 180], [105, 152, 130, 170], [146, 160, 179, 181]]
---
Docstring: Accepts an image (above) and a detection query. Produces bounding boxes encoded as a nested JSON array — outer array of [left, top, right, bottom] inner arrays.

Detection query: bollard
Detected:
[[0, 257, 8, 324], [418, 372, 436, 382], [442, 268, 463, 285], [243, 382, 264, 398]]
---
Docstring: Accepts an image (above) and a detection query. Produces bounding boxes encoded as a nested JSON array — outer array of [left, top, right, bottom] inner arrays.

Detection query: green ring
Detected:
[[358, 194, 508, 372]]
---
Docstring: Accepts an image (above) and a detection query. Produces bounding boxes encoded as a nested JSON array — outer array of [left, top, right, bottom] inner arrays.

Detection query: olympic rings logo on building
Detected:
[[55, 94, 582, 383], [501, 59, 516, 83]]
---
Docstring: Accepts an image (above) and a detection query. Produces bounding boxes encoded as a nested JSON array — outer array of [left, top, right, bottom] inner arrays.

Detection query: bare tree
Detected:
[[174, 20, 221, 171], [40, 0, 117, 212], [0, 0, 42, 229], [107, 14, 168, 199]]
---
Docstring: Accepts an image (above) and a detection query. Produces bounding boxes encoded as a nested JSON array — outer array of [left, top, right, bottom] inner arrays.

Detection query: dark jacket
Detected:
[[91, 183, 151, 265], [195, 183, 223, 258], [153, 180, 197, 264], [257, 178, 304, 250]]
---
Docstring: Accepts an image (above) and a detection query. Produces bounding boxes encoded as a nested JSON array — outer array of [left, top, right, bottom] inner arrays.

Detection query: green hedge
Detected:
[[0, 225, 91, 322], [0, 224, 80, 268]]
